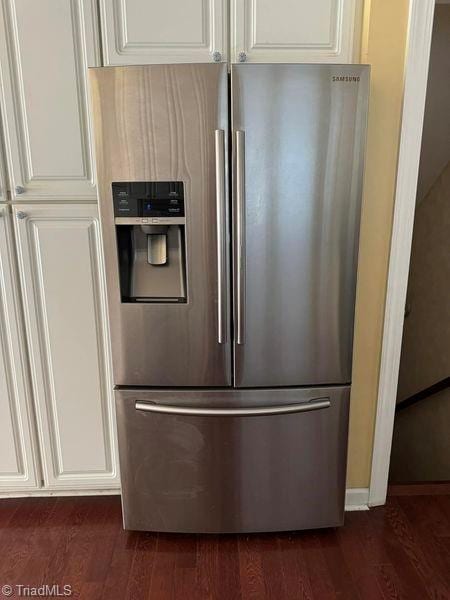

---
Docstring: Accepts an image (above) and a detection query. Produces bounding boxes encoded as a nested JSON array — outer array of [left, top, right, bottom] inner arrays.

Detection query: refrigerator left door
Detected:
[[90, 64, 231, 387]]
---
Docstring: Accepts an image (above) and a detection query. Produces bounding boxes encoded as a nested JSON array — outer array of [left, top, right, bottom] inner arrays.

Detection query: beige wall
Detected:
[[346, 0, 410, 488]]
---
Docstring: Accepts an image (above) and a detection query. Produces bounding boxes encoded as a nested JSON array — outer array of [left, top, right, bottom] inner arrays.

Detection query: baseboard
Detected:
[[345, 487, 370, 511], [0, 488, 121, 498], [0, 487, 370, 510]]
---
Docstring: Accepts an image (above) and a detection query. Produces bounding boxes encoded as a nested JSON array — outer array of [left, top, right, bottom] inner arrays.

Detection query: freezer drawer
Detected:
[[115, 386, 350, 533]]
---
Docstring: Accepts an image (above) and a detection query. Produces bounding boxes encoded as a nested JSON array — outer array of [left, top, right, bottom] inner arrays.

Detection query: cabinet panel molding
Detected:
[[100, 0, 227, 64], [0, 208, 39, 490], [0, 0, 100, 200], [231, 0, 362, 63], [13, 204, 119, 489]]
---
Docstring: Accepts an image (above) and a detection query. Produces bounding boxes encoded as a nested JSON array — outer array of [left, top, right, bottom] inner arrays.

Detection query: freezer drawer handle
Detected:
[[235, 130, 246, 345], [215, 129, 227, 344], [135, 398, 330, 417]]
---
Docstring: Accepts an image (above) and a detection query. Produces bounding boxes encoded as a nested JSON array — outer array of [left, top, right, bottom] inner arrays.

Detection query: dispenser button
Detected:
[[151, 218, 160, 223], [141, 218, 148, 223]]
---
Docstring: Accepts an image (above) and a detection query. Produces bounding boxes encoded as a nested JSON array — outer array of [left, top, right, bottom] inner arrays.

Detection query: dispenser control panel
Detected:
[[112, 182, 184, 218]]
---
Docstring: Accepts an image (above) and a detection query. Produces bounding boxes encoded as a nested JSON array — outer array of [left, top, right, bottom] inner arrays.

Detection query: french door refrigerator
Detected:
[[90, 63, 369, 533]]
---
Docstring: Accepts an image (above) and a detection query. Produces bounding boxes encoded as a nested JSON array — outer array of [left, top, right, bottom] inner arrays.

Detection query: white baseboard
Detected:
[[1, 487, 369, 511], [345, 487, 370, 511], [0, 488, 121, 498]]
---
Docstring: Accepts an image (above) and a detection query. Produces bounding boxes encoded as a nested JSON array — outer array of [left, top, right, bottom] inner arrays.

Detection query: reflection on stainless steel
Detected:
[[232, 64, 369, 387], [90, 64, 231, 386], [116, 386, 349, 533]]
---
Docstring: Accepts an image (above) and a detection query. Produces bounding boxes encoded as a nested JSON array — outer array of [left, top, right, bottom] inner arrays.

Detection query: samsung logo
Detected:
[[332, 76, 360, 82]]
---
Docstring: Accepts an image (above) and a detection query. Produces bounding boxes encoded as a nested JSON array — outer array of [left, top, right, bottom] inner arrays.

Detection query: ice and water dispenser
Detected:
[[113, 182, 187, 302]]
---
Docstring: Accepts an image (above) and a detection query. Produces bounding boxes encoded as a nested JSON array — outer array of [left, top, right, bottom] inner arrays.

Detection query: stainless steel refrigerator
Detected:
[[90, 63, 369, 533]]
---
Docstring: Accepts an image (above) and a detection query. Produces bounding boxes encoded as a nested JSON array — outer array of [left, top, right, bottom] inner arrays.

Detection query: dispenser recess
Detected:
[[113, 182, 187, 303]]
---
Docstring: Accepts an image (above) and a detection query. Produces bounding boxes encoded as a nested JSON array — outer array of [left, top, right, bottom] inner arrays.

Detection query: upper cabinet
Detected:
[[100, 0, 361, 66], [100, 0, 228, 65], [0, 0, 100, 201], [231, 0, 361, 63]]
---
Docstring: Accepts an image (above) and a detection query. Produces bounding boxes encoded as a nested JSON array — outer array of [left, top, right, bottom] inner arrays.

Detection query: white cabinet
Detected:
[[100, 0, 228, 65], [0, 208, 39, 490], [13, 204, 119, 490], [231, 0, 361, 63], [0, 0, 100, 201], [100, 0, 361, 65]]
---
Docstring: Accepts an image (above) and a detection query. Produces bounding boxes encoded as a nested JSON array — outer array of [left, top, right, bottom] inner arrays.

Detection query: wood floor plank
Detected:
[[101, 530, 138, 600], [200, 535, 241, 600], [336, 512, 386, 600], [146, 533, 180, 600], [435, 493, 450, 528], [361, 502, 429, 600], [256, 534, 288, 600], [0, 498, 24, 531], [297, 531, 337, 600], [395, 496, 450, 588], [172, 536, 200, 600], [238, 535, 267, 600], [18, 497, 60, 586], [0, 491, 448, 599], [0, 498, 60, 585], [277, 533, 314, 600], [319, 528, 362, 599], [125, 532, 157, 600], [195, 535, 219, 600], [38, 497, 92, 589], [84, 497, 123, 584], [374, 563, 406, 600], [385, 497, 449, 598]]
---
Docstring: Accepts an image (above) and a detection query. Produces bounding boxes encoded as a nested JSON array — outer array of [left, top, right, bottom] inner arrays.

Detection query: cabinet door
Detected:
[[13, 204, 119, 490], [99, 0, 227, 64], [0, 208, 39, 490], [0, 0, 100, 201], [231, 0, 362, 63]]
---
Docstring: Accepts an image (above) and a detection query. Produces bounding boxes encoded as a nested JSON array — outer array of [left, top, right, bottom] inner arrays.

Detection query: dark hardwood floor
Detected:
[[0, 489, 449, 599]]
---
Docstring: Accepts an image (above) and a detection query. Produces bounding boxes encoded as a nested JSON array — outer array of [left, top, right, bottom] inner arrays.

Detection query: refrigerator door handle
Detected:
[[135, 398, 330, 417], [215, 129, 227, 344], [235, 130, 246, 345]]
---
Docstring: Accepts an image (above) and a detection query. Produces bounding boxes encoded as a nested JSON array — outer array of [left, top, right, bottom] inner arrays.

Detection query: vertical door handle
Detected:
[[215, 129, 227, 344], [235, 130, 245, 345]]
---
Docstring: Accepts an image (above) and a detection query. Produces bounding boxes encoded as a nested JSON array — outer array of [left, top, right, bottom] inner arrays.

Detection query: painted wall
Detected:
[[397, 162, 450, 401], [390, 387, 450, 482], [416, 5, 450, 202], [396, 7, 450, 402], [346, 0, 410, 488]]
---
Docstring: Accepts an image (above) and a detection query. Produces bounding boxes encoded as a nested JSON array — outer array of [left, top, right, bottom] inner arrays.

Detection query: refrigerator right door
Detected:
[[232, 64, 370, 388]]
